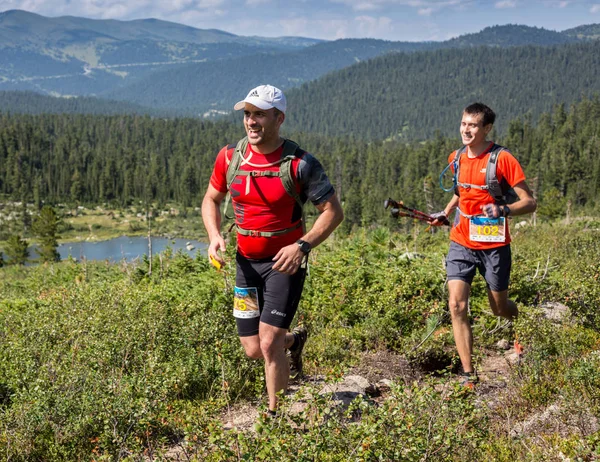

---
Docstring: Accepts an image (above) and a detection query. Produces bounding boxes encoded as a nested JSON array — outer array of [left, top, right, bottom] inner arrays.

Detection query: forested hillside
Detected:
[[284, 41, 600, 140], [0, 9, 319, 96], [2, 9, 600, 113], [103, 25, 600, 116], [105, 39, 433, 115], [5, 40, 600, 142], [563, 23, 600, 39], [1, 97, 598, 236], [444, 24, 578, 47], [0, 91, 158, 116]]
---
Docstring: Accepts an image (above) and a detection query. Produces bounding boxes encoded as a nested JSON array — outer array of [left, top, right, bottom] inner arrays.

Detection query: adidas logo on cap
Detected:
[[233, 84, 287, 113]]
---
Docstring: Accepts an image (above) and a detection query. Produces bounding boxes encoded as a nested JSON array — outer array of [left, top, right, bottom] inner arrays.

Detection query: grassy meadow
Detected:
[[0, 219, 599, 460], [0, 202, 207, 248]]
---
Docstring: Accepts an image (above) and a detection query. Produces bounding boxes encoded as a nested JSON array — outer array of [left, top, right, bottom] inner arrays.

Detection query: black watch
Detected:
[[502, 205, 511, 217], [297, 239, 311, 254]]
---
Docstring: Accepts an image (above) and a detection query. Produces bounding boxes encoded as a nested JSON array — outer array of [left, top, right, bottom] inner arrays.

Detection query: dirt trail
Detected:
[[218, 342, 522, 432]]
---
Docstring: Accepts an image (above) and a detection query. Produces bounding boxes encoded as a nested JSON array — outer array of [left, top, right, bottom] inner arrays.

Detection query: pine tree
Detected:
[[70, 170, 84, 203], [4, 235, 29, 265], [32, 205, 60, 262], [21, 200, 31, 234]]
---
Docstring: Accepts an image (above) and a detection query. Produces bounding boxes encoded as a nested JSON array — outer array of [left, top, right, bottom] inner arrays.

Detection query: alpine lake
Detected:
[[30, 236, 207, 263]]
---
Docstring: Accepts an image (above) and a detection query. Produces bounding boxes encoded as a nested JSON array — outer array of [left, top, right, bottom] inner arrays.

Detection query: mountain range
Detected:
[[1, 10, 599, 104], [2, 9, 600, 140], [283, 41, 600, 140], [0, 9, 320, 96]]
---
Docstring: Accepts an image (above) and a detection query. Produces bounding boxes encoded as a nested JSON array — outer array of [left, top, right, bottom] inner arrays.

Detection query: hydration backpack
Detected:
[[223, 136, 306, 237], [452, 144, 518, 205]]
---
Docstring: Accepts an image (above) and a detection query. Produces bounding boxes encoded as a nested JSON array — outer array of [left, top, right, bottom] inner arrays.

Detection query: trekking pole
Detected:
[[392, 209, 433, 222], [384, 198, 434, 223], [398, 202, 434, 222]]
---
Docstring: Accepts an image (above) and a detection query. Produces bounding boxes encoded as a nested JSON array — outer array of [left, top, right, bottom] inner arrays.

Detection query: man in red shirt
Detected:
[[202, 85, 343, 414], [432, 103, 536, 388]]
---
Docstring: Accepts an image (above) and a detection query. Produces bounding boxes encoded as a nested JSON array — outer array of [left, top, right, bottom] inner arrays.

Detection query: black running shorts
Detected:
[[234, 252, 306, 337], [446, 241, 512, 292]]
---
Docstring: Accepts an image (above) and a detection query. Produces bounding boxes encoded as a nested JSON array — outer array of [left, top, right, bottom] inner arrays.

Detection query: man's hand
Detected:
[[208, 235, 226, 267], [481, 203, 501, 218], [272, 243, 305, 275], [430, 211, 450, 226]]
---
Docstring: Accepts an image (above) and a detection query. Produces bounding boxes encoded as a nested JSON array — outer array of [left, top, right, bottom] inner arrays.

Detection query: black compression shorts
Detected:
[[234, 252, 306, 337]]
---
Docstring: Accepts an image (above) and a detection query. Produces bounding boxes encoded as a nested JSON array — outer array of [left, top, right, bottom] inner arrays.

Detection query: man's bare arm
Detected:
[[506, 181, 537, 216], [272, 193, 344, 274], [431, 194, 459, 226], [201, 184, 228, 264], [481, 181, 537, 218]]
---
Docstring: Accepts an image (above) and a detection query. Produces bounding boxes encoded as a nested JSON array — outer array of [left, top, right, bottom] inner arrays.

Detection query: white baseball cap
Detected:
[[234, 84, 287, 113]]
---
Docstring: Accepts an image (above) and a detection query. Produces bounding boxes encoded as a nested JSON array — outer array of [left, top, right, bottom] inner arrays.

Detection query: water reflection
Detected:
[[29, 236, 207, 263]]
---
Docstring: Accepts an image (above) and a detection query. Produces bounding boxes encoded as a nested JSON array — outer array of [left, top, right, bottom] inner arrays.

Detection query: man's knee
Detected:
[[260, 338, 277, 361], [240, 337, 263, 359], [448, 299, 469, 319], [244, 345, 263, 359], [259, 335, 286, 362]]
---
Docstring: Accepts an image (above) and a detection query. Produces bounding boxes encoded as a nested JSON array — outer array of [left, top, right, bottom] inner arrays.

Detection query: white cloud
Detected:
[[495, 0, 517, 8], [354, 14, 393, 35], [353, 2, 380, 11], [2, 0, 596, 42], [278, 17, 351, 39], [330, 0, 470, 12], [168, 8, 227, 27], [1, 0, 228, 22], [234, 14, 395, 40]]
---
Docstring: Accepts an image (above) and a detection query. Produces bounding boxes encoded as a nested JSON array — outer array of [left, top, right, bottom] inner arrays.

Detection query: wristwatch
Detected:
[[296, 239, 311, 255], [502, 205, 511, 217]]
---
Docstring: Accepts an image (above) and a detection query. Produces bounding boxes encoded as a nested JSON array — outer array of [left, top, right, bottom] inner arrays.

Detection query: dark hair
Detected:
[[464, 102, 495, 126]]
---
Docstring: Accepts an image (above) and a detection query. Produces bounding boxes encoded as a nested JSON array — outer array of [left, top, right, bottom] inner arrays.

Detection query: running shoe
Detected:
[[288, 325, 307, 379], [458, 371, 479, 390]]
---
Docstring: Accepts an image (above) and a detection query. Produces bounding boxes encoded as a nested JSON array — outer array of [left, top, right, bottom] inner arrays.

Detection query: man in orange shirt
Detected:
[[432, 103, 536, 388]]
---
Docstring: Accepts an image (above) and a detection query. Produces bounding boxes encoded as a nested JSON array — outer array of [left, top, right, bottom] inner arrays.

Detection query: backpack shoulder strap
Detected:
[[225, 137, 248, 190], [452, 146, 467, 195], [279, 139, 307, 233], [222, 137, 248, 220], [454, 146, 467, 162], [279, 139, 303, 207], [486, 144, 509, 204]]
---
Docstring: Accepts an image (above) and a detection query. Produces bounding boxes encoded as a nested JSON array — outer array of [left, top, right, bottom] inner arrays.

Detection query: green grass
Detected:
[[0, 222, 599, 460]]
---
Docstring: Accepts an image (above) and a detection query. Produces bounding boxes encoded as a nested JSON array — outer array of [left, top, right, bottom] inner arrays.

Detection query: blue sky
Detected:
[[1, 0, 599, 41]]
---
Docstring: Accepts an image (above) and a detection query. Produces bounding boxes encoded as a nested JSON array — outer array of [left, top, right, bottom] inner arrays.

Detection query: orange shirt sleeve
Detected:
[[497, 150, 526, 187], [447, 150, 457, 167]]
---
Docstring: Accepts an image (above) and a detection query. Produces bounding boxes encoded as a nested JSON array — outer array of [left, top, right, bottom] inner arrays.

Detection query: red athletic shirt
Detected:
[[448, 142, 526, 250], [210, 142, 334, 259]]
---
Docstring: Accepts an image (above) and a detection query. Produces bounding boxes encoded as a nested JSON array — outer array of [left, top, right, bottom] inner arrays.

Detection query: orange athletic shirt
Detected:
[[448, 142, 526, 250]]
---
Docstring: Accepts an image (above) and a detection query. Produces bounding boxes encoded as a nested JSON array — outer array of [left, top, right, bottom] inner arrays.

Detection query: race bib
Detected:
[[233, 286, 260, 319], [469, 216, 506, 243]]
